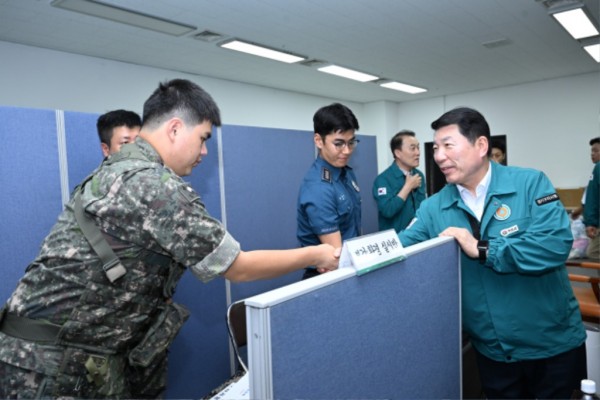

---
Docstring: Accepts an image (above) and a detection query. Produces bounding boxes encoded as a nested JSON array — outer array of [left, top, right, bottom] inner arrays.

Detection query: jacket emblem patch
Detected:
[[500, 225, 519, 237], [494, 204, 511, 221]]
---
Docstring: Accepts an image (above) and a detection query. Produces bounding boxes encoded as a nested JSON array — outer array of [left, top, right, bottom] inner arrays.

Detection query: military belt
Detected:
[[0, 312, 61, 343]]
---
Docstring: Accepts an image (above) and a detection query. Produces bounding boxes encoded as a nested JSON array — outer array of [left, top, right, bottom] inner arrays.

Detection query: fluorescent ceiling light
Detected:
[[551, 8, 599, 40], [51, 0, 196, 36], [220, 40, 305, 63], [317, 65, 379, 82], [584, 44, 600, 62], [380, 81, 427, 94]]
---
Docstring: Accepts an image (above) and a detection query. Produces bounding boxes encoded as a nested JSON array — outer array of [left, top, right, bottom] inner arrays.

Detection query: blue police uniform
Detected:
[[399, 161, 586, 362], [297, 156, 361, 250], [372, 163, 426, 232]]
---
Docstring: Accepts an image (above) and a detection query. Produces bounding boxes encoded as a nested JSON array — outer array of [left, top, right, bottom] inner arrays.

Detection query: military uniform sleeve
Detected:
[[486, 171, 572, 275]]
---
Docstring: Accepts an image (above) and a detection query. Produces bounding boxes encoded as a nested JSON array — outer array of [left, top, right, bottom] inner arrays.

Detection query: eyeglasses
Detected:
[[331, 139, 360, 150]]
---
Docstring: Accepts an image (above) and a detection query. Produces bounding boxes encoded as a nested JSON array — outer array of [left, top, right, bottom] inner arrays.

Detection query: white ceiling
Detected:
[[0, 0, 598, 103]]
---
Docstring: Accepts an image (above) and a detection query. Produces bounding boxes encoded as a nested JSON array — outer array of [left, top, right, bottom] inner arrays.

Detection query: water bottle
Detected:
[[573, 379, 600, 400]]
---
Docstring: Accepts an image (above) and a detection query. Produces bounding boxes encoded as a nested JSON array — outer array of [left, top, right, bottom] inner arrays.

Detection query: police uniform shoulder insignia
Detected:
[[321, 167, 332, 183], [535, 193, 559, 206], [351, 180, 360, 192]]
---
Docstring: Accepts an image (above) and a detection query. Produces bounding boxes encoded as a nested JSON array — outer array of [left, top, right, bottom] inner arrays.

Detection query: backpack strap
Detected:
[[73, 188, 126, 283]]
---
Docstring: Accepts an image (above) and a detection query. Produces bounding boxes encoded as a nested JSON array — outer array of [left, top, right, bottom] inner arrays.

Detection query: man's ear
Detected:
[[166, 118, 184, 142], [314, 133, 323, 149], [478, 136, 489, 157], [101, 143, 110, 158]]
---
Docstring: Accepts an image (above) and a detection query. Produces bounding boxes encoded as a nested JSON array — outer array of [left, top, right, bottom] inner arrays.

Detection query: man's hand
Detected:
[[439, 227, 478, 258], [586, 225, 598, 240], [315, 244, 341, 274], [405, 173, 422, 191]]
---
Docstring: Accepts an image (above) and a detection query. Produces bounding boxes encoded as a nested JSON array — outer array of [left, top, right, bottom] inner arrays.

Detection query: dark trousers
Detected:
[[475, 342, 587, 399]]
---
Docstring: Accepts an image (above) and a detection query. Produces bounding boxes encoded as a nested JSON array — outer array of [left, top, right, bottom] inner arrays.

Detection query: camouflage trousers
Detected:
[[0, 358, 167, 399], [0, 331, 167, 399]]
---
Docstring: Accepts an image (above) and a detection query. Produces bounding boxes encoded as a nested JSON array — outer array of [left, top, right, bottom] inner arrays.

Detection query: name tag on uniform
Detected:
[[339, 230, 406, 276]]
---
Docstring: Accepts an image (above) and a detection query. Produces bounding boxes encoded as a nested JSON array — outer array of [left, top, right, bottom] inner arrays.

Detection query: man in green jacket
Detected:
[[372, 130, 426, 232], [399, 107, 587, 399]]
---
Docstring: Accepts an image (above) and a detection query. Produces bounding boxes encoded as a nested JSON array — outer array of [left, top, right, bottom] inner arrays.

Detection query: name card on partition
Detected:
[[339, 229, 407, 276]]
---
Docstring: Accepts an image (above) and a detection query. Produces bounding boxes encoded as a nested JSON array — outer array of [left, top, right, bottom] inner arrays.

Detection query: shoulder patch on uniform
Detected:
[[178, 184, 200, 204], [321, 167, 332, 183], [535, 193, 559, 206], [377, 187, 387, 196]]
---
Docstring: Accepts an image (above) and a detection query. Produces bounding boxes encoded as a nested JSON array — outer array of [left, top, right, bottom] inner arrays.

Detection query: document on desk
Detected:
[[339, 229, 407, 275], [209, 373, 250, 400]]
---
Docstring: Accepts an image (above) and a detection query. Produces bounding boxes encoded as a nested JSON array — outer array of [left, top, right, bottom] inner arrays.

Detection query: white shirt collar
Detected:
[[457, 162, 492, 220]]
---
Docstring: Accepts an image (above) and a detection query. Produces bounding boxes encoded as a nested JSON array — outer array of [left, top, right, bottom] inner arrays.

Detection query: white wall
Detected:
[[2, 40, 599, 188]]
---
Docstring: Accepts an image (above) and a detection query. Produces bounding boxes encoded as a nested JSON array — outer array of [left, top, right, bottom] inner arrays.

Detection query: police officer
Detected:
[[297, 103, 361, 280], [372, 130, 425, 232], [0, 79, 340, 398], [398, 107, 587, 399]]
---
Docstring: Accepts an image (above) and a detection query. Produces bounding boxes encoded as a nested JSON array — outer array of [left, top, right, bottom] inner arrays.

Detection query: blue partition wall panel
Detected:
[[64, 111, 104, 193], [353, 134, 378, 235], [221, 125, 315, 301], [169, 135, 231, 398], [0, 107, 63, 301], [267, 239, 461, 399]]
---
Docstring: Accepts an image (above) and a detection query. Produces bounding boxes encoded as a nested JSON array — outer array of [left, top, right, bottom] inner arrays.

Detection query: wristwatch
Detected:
[[477, 240, 489, 264]]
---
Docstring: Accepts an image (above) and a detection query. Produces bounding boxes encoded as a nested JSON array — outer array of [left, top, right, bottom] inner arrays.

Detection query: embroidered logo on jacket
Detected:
[[377, 187, 387, 196], [535, 193, 559, 206]]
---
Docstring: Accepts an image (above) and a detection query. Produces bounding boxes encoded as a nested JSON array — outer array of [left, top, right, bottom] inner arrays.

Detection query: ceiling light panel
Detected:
[[552, 8, 599, 39], [51, 0, 196, 36], [220, 40, 305, 63], [380, 81, 427, 94], [317, 65, 379, 82], [584, 44, 600, 62]]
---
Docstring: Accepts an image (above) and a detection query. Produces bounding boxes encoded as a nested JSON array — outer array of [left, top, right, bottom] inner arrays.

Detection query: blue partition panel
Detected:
[[353, 134, 378, 235], [0, 107, 63, 301], [64, 111, 104, 193], [248, 238, 461, 399], [222, 125, 315, 301]]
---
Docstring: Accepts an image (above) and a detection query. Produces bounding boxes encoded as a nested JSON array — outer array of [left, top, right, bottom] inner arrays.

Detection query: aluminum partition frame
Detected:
[[245, 236, 461, 399]]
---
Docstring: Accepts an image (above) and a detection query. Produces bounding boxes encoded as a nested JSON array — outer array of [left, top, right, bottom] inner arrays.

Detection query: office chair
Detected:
[[566, 260, 600, 323], [226, 299, 248, 373]]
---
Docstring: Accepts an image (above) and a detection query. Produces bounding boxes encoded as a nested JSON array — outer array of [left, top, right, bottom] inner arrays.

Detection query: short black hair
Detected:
[[142, 79, 221, 130], [97, 109, 141, 146], [313, 103, 359, 138], [390, 130, 416, 155], [590, 137, 600, 146], [431, 107, 491, 156]]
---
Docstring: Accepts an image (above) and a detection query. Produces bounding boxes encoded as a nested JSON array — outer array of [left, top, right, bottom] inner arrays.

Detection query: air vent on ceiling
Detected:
[[192, 30, 225, 42], [299, 59, 327, 68], [482, 38, 512, 49]]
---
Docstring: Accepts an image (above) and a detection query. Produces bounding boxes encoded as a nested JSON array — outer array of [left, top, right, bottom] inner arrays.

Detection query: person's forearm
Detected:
[[224, 247, 327, 282]]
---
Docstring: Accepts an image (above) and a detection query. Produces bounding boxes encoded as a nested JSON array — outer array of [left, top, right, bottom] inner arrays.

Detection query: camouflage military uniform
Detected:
[[0, 138, 240, 399]]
